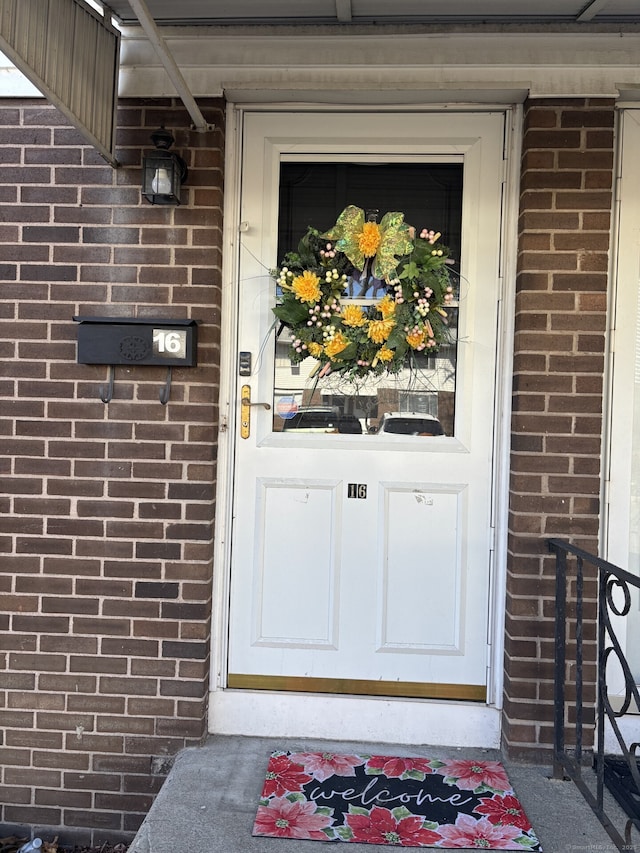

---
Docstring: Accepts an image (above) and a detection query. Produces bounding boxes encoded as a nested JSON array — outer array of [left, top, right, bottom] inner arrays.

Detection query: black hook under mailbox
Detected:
[[101, 364, 116, 404], [73, 317, 198, 405]]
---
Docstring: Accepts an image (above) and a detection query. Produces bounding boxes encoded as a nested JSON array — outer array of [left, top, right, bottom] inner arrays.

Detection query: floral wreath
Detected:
[[272, 205, 457, 380]]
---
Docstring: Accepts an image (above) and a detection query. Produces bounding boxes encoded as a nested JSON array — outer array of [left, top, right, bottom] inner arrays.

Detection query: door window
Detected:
[[272, 162, 463, 437]]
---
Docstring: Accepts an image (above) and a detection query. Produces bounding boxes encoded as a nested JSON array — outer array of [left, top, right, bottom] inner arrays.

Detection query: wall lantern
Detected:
[[142, 127, 188, 205]]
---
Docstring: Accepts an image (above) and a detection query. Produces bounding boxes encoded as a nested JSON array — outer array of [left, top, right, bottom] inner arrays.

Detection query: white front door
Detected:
[[218, 109, 506, 739]]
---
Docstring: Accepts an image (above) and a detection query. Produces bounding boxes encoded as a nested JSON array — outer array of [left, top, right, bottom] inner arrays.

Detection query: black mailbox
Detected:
[[74, 317, 198, 367]]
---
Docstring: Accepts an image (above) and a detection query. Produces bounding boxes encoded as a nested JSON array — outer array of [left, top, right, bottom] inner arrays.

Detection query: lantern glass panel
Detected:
[[142, 150, 181, 205]]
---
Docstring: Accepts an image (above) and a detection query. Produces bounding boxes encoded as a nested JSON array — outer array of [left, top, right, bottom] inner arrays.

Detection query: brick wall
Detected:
[[503, 98, 614, 759], [0, 91, 618, 834], [0, 97, 224, 845]]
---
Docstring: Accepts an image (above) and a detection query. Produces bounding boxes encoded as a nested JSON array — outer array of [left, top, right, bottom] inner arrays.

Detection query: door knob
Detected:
[[240, 384, 271, 439], [240, 394, 271, 410]]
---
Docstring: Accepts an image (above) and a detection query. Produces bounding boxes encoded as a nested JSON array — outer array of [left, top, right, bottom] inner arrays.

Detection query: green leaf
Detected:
[[273, 301, 310, 326], [348, 805, 370, 816], [405, 769, 426, 781], [391, 806, 414, 820], [286, 792, 307, 803], [515, 836, 540, 848], [399, 260, 420, 280], [389, 338, 408, 362], [476, 784, 499, 795], [385, 327, 404, 347], [336, 827, 354, 840], [338, 341, 358, 361]]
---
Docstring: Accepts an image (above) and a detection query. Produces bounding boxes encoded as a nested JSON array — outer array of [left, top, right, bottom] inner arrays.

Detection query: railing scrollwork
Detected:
[[549, 538, 640, 852]]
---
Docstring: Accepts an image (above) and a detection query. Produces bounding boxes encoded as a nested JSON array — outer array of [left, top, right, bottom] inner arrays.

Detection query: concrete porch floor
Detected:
[[127, 735, 626, 853]]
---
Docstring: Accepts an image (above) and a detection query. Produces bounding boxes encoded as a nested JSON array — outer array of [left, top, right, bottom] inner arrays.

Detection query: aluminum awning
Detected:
[[0, 0, 120, 165]]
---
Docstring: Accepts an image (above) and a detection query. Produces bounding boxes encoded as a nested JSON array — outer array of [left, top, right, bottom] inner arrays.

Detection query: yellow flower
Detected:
[[307, 342, 323, 358], [324, 332, 349, 359], [377, 295, 396, 319], [377, 346, 394, 363], [358, 221, 381, 258], [292, 270, 321, 303], [341, 304, 366, 327], [406, 328, 426, 349], [367, 318, 395, 344]]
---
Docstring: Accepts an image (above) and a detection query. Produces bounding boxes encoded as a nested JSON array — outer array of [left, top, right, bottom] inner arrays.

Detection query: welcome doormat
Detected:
[[253, 751, 542, 849]]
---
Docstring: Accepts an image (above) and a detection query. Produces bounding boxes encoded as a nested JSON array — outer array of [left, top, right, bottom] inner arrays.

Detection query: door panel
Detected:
[[255, 479, 340, 648], [379, 484, 463, 652], [227, 110, 505, 700]]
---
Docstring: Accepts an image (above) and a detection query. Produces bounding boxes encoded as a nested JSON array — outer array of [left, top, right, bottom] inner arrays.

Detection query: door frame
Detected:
[[604, 107, 638, 571], [210, 101, 522, 747], [602, 108, 640, 713]]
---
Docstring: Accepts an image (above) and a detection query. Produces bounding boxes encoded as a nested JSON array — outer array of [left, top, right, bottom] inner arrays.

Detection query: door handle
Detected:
[[240, 384, 271, 439]]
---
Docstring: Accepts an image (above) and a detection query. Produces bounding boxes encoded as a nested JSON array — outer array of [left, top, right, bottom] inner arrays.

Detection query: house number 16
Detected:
[[348, 483, 367, 499], [153, 329, 186, 358]]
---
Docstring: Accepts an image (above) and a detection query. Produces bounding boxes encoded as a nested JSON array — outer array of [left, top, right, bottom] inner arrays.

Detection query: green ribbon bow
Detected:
[[322, 205, 414, 280]]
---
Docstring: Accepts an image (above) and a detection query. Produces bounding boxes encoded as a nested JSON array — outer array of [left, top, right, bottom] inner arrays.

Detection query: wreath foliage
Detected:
[[272, 205, 456, 380]]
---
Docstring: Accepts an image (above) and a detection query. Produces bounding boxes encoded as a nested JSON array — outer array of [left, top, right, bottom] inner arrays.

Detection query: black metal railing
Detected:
[[549, 538, 640, 852]]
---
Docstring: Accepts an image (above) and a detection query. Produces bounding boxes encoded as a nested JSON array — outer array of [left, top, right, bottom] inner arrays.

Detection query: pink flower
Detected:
[[475, 793, 533, 830], [366, 755, 436, 779], [253, 796, 334, 840], [287, 751, 363, 782], [436, 813, 523, 848], [261, 753, 312, 798], [345, 806, 442, 846], [437, 759, 511, 792]]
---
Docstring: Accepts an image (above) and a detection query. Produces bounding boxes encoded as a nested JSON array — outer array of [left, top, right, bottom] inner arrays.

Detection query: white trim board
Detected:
[[210, 690, 502, 749]]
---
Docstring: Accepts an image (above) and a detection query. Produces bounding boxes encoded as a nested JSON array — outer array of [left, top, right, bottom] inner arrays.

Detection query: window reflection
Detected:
[[273, 315, 457, 436]]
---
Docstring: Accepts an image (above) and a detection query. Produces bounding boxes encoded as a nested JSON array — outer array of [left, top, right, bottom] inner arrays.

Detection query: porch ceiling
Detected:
[[107, 0, 640, 27]]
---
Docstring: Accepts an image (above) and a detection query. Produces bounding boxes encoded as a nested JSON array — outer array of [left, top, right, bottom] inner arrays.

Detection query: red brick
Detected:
[[582, 211, 612, 230], [505, 98, 611, 757], [557, 149, 613, 169], [586, 130, 614, 148], [518, 251, 578, 271], [560, 109, 614, 128], [520, 170, 582, 190], [519, 190, 553, 210], [524, 129, 581, 148], [555, 190, 612, 210], [524, 108, 559, 129]]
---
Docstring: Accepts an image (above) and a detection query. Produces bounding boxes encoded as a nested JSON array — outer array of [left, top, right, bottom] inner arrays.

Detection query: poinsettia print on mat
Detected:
[[252, 751, 542, 849]]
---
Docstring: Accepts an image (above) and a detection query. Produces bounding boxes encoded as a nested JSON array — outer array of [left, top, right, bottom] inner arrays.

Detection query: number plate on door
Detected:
[[348, 484, 367, 499]]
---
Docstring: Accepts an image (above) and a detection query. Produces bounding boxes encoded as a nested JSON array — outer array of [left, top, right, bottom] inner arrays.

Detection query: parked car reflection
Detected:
[[282, 408, 363, 434], [376, 412, 444, 436]]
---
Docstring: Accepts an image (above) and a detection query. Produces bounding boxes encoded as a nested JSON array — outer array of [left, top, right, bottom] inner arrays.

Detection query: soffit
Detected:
[[105, 0, 640, 26]]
